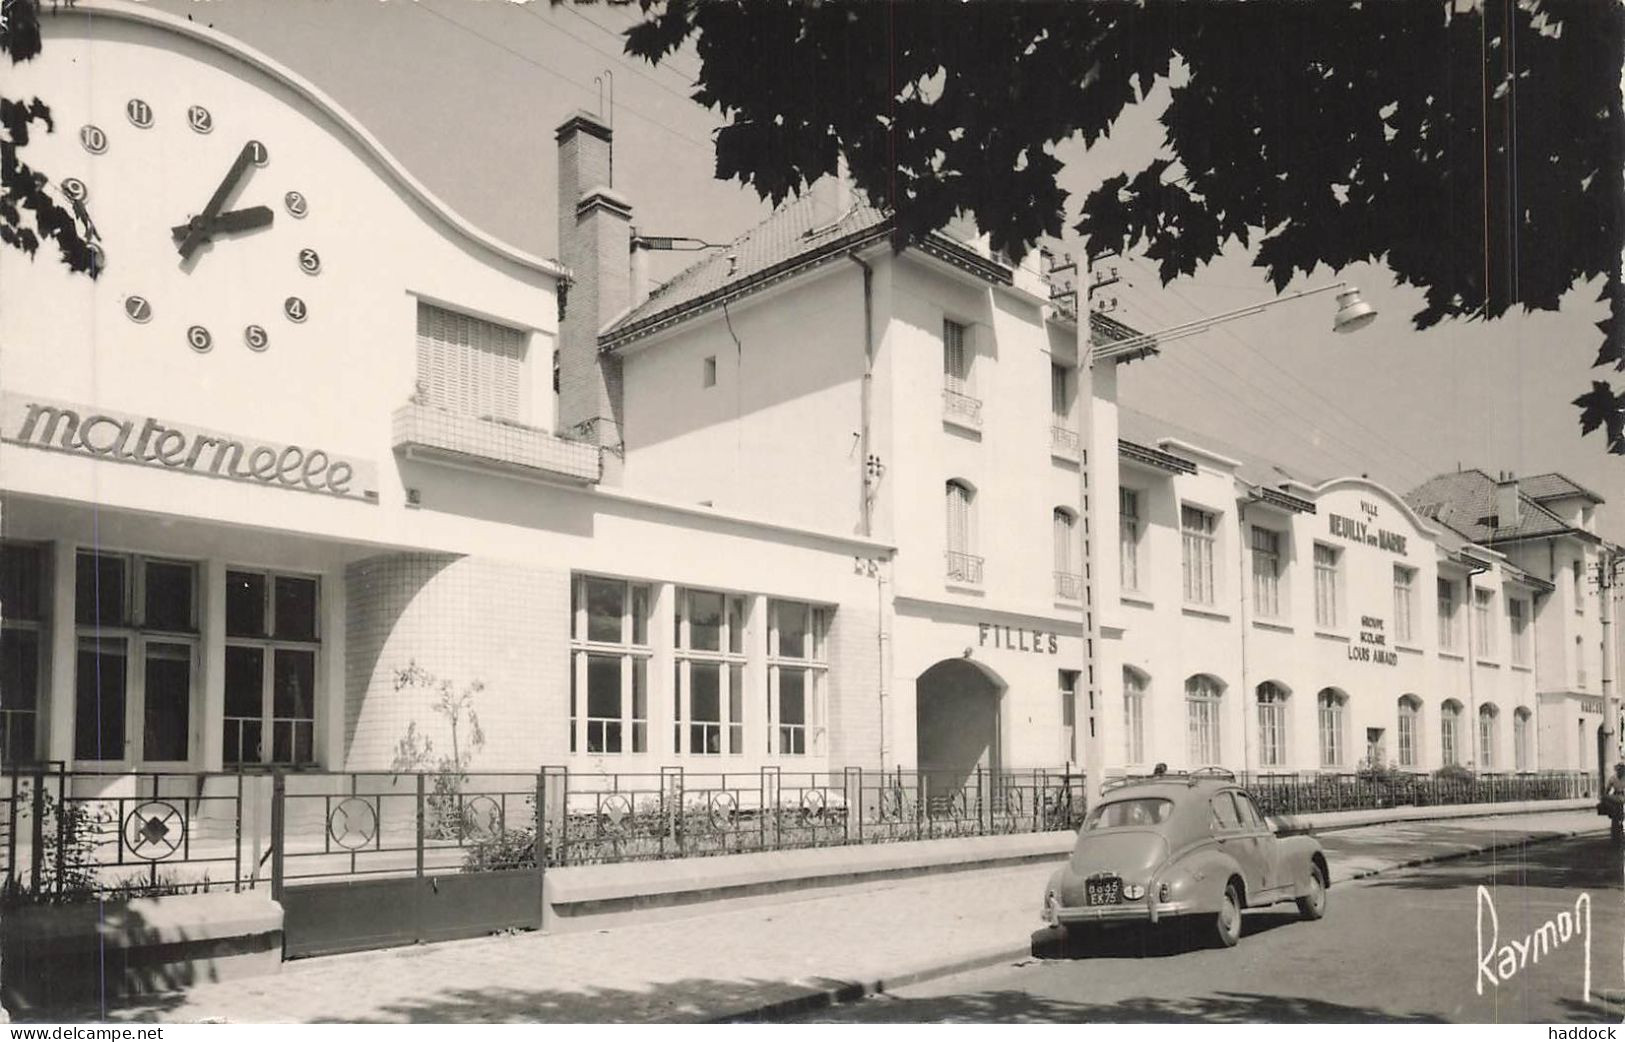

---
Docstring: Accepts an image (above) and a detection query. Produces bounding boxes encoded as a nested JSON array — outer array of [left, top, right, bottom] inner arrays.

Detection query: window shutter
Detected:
[[416, 302, 526, 421]]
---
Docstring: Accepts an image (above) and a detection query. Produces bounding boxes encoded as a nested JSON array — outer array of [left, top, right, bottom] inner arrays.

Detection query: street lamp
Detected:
[[1074, 278, 1379, 791]]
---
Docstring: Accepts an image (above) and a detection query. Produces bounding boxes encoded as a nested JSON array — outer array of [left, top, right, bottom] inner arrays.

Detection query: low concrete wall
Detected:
[[542, 798, 1593, 931], [0, 890, 282, 1011]]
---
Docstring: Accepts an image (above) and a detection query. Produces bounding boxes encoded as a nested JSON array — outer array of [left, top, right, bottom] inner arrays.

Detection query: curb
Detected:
[[712, 821, 1609, 1023]]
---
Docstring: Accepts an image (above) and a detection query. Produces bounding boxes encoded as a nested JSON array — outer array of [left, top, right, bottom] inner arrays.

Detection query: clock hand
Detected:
[[170, 206, 273, 242], [176, 142, 257, 259]]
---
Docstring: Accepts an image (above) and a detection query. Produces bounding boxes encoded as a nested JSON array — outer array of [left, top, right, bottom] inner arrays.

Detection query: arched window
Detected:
[[1478, 703, 1500, 771], [1441, 699, 1464, 766], [1513, 707, 1532, 772], [1256, 682, 1289, 768], [1317, 688, 1347, 767], [945, 480, 979, 582], [1123, 667, 1148, 765], [1053, 508, 1079, 599], [1397, 695, 1423, 769], [1185, 674, 1224, 766]]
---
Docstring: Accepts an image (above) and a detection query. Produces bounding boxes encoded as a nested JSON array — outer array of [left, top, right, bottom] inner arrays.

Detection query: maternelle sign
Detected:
[[1, 393, 378, 502]]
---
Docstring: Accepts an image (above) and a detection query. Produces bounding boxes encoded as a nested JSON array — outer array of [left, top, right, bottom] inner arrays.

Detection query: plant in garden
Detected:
[[389, 662, 487, 839]]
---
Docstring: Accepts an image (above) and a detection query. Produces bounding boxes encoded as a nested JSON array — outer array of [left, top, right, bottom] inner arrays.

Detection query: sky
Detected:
[[140, 0, 1623, 543]]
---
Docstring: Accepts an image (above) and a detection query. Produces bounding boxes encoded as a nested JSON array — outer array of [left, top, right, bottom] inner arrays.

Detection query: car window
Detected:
[[1236, 793, 1268, 830], [1084, 798, 1173, 830], [1209, 793, 1243, 830]]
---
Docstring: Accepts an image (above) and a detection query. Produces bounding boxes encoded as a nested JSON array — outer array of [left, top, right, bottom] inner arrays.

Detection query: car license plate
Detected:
[[1086, 877, 1122, 906]]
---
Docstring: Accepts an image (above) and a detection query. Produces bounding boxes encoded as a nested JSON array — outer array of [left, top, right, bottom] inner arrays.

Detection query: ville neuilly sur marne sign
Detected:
[[2, 394, 377, 502], [1329, 498, 1405, 667]]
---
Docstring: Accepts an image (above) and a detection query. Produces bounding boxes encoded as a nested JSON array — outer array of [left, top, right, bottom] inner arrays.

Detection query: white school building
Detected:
[[1, 2, 1615, 796]]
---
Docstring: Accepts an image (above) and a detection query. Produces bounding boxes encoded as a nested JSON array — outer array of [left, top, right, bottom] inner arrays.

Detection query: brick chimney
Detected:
[[1495, 471, 1521, 528], [556, 111, 628, 451]]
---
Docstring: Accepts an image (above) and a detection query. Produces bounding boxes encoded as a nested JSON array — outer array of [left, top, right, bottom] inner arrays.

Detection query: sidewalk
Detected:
[[42, 808, 1607, 1024]]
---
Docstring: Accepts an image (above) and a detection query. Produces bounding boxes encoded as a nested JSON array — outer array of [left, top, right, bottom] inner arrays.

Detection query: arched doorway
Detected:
[[916, 659, 1004, 797]]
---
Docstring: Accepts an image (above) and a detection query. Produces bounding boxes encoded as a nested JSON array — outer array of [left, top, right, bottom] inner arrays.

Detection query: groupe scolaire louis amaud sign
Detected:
[[1, 393, 378, 502]]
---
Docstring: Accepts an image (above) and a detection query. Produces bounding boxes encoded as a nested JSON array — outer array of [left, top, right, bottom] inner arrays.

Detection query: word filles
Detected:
[[978, 623, 1059, 655]]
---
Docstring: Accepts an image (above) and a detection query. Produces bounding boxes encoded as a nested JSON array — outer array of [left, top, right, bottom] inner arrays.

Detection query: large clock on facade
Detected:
[[66, 99, 323, 354]]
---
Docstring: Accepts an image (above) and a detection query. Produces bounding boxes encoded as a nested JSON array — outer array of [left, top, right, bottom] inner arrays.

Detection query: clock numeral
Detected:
[[187, 105, 214, 134], [124, 296, 151, 324], [60, 178, 88, 203], [245, 325, 270, 352], [126, 99, 153, 129], [284, 296, 307, 323], [284, 191, 308, 219], [298, 248, 322, 276], [248, 140, 269, 167], [79, 125, 108, 155], [187, 325, 214, 353]]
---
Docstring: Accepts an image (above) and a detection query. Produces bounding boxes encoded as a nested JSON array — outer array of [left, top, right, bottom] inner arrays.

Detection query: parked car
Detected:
[[1041, 770, 1328, 948]]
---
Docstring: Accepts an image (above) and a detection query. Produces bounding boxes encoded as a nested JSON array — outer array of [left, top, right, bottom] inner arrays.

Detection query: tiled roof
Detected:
[[1519, 472, 1605, 505], [1117, 406, 1327, 492], [1403, 470, 1575, 543], [605, 189, 891, 344]]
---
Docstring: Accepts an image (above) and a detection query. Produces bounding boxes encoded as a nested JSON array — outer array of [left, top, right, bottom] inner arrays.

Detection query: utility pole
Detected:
[[1599, 548, 1621, 788]]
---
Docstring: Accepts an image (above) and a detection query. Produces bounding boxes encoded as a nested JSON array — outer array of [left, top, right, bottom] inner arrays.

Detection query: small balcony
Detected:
[[1054, 571, 1084, 601], [942, 388, 983, 430], [946, 550, 984, 586], [1050, 424, 1080, 461], [392, 402, 602, 484]]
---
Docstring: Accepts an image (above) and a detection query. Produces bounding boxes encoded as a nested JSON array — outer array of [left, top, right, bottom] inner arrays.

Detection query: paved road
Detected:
[[799, 836, 1625, 1023]]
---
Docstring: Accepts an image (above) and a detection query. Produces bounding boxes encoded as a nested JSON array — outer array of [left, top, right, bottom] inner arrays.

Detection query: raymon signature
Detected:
[[1477, 885, 1594, 1001]]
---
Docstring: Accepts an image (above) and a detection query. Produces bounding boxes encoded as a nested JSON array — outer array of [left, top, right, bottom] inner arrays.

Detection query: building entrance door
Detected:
[[915, 659, 1003, 806]]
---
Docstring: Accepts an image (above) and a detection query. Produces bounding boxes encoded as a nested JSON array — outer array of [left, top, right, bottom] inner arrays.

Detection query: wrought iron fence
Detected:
[[1112, 769, 1595, 818], [538, 767, 1088, 867], [1, 765, 245, 903], [945, 550, 985, 585], [942, 388, 983, 428]]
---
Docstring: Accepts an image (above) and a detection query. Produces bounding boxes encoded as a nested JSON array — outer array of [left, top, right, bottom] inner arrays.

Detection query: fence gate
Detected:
[[271, 772, 545, 959]]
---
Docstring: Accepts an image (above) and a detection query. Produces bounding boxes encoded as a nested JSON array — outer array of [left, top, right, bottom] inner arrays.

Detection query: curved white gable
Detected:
[[64, 0, 566, 280], [1309, 475, 1445, 541]]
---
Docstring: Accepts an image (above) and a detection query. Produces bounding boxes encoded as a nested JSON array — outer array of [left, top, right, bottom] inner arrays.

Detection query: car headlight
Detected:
[[1123, 883, 1145, 900]]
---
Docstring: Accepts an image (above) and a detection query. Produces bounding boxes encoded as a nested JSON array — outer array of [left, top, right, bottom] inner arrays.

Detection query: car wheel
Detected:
[[1213, 881, 1243, 948], [1296, 864, 1328, 921]]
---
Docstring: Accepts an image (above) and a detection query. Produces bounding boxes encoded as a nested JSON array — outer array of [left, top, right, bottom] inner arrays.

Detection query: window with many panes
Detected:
[[415, 301, 529, 422], [1397, 695, 1422, 768], [1438, 578, 1458, 651], [224, 570, 319, 766], [1313, 544, 1340, 629], [569, 576, 651, 755], [1473, 588, 1495, 658], [1059, 669, 1079, 763], [943, 319, 971, 394], [1508, 597, 1530, 666], [1119, 489, 1141, 593], [1317, 688, 1346, 766], [75, 551, 200, 764], [1477, 703, 1499, 770], [768, 600, 828, 756], [1256, 681, 1288, 768], [1440, 699, 1463, 766], [676, 589, 747, 755], [1, 544, 46, 763], [1251, 527, 1281, 618], [1393, 566, 1416, 643], [1185, 674, 1222, 765], [1181, 506, 1217, 605], [1123, 668, 1147, 764]]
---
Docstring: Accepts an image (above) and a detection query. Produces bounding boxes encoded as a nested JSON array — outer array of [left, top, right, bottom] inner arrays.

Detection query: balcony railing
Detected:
[[942, 388, 983, 429], [946, 550, 984, 585], [1050, 424, 1080, 460], [392, 402, 602, 484], [1054, 571, 1084, 601]]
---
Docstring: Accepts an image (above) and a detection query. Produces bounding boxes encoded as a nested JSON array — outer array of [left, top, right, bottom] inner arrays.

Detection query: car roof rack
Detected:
[[1099, 766, 1237, 795]]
